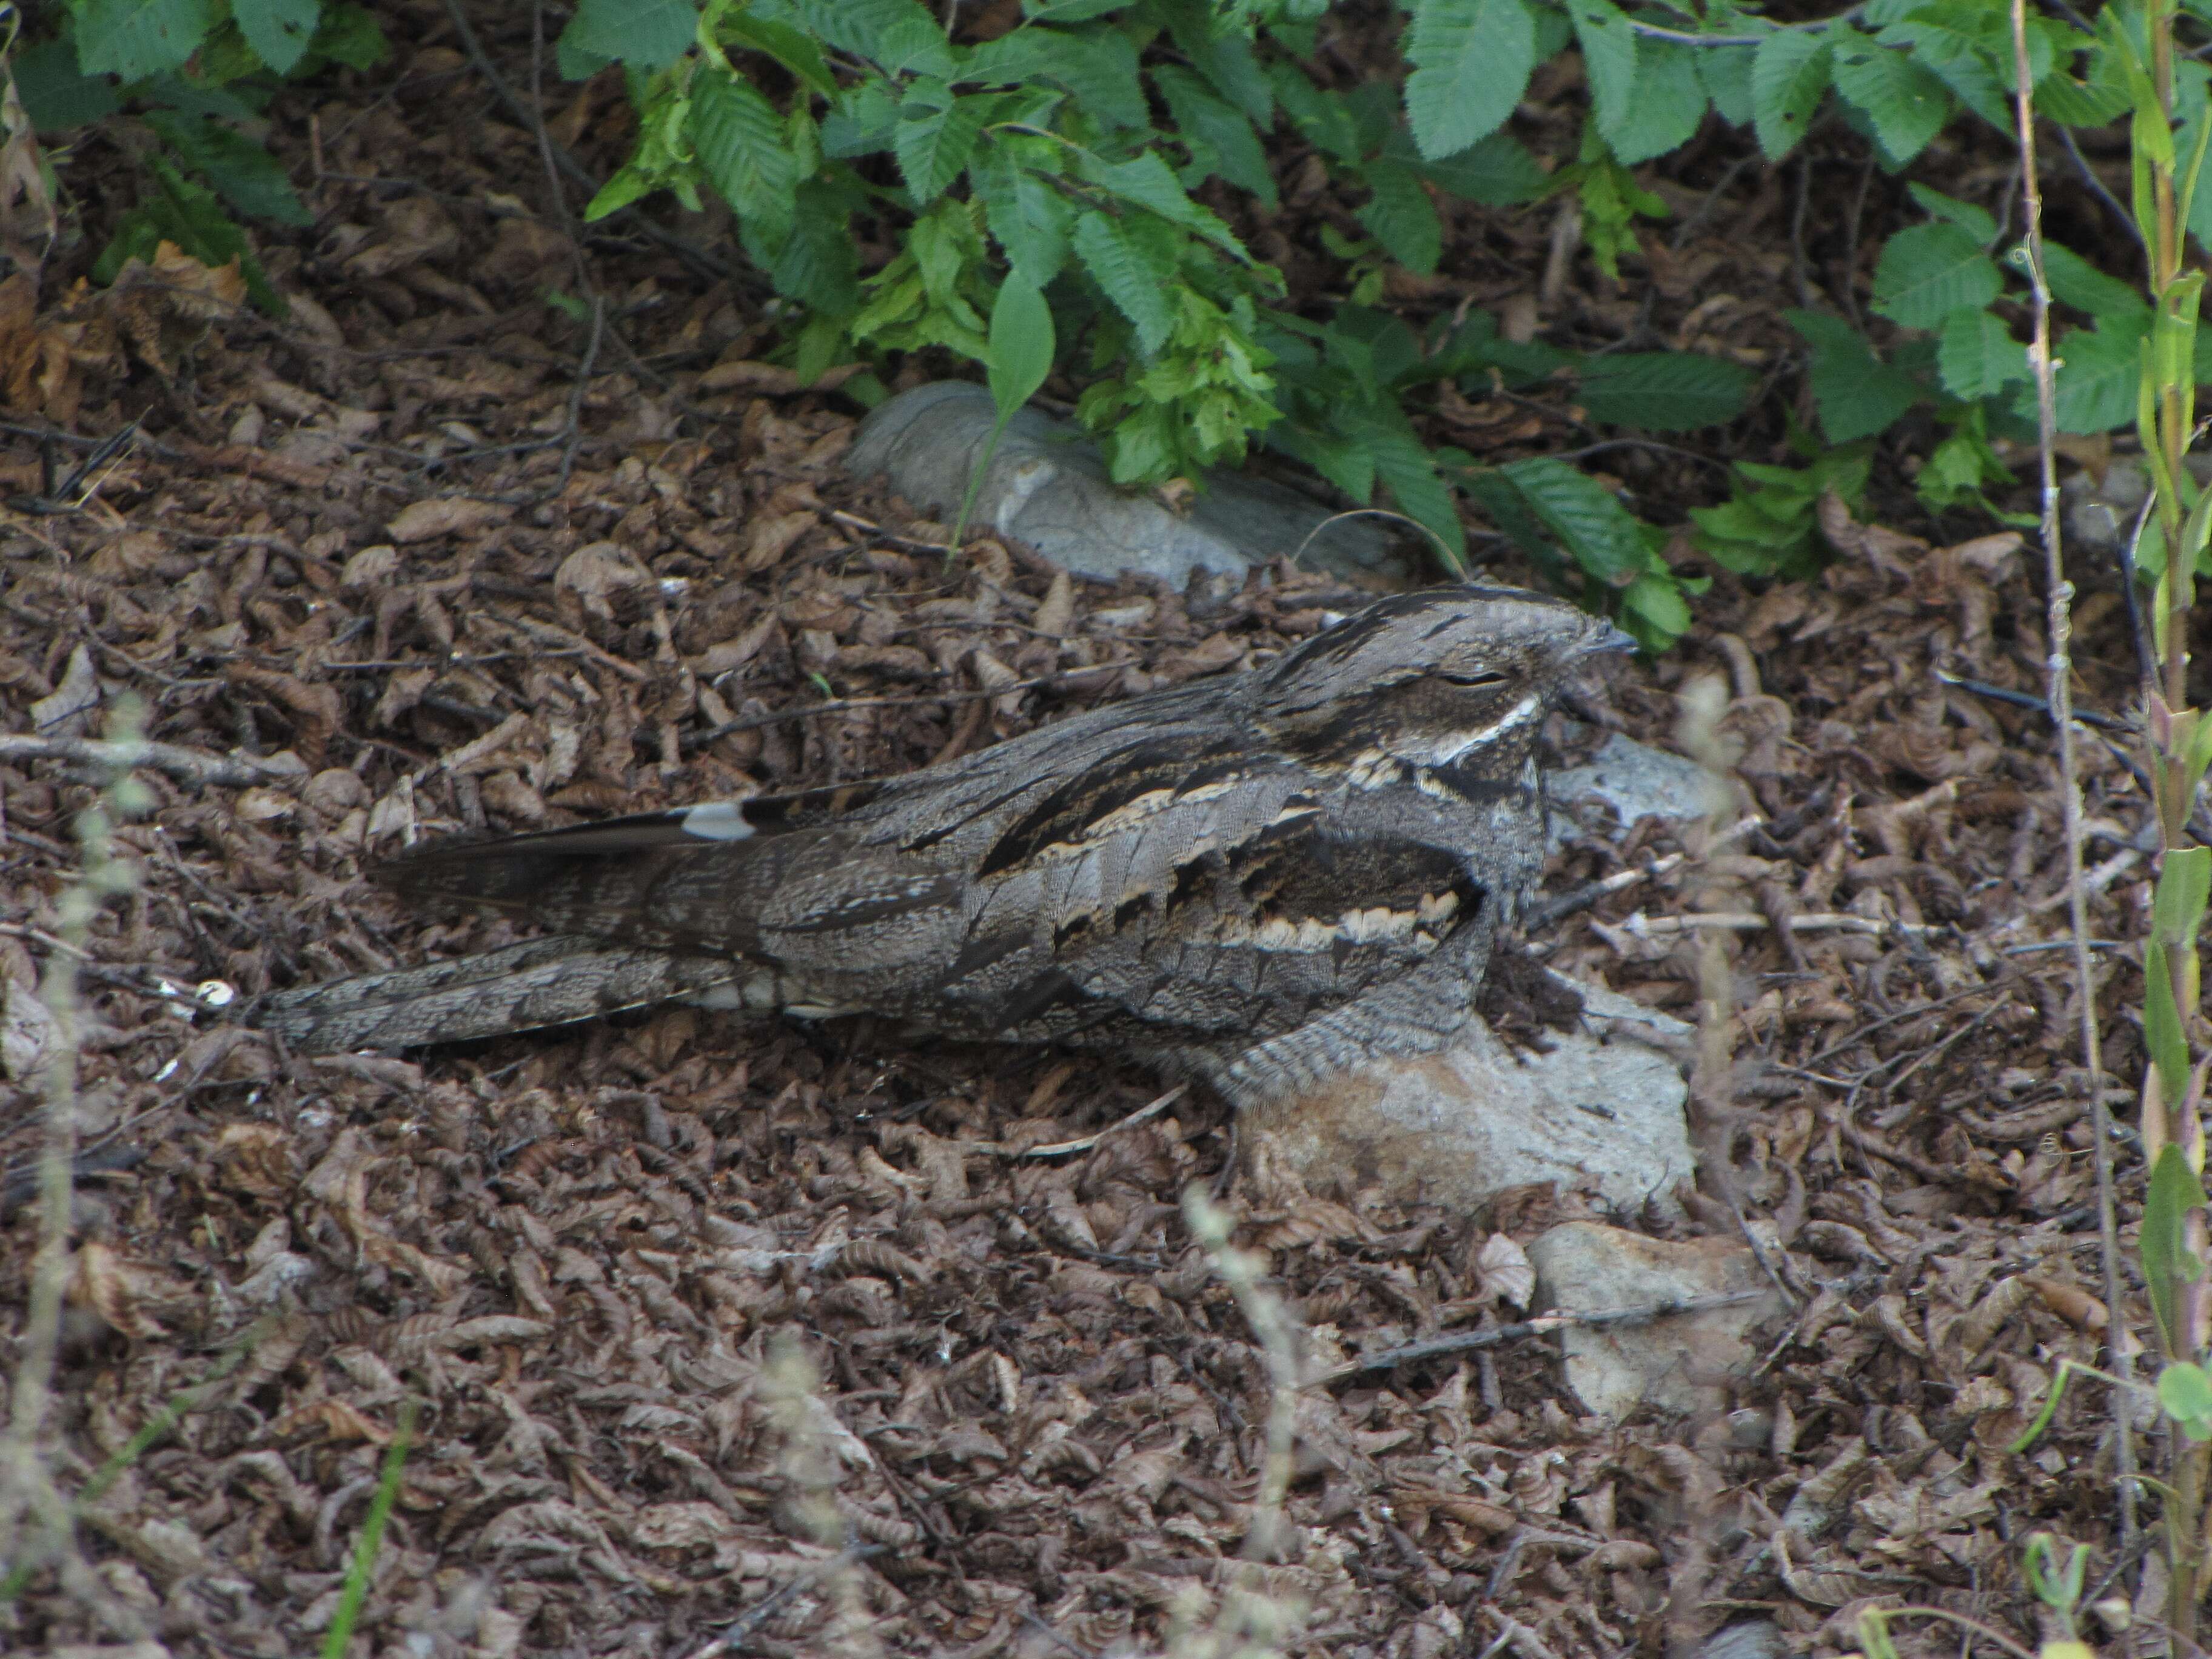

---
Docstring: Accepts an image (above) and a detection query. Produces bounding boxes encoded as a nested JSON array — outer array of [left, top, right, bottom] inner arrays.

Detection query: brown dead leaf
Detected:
[[386, 497, 514, 543]]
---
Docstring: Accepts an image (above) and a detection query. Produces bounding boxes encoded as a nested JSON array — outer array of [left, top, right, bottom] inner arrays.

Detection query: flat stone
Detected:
[[1549, 730, 1715, 849], [1239, 974, 1694, 1217], [845, 381, 1418, 588], [1526, 1220, 1786, 1421]]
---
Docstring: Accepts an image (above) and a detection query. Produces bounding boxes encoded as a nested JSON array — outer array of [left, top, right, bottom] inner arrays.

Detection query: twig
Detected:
[[683, 1541, 887, 1659], [969, 1085, 1188, 1159], [0, 734, 294, 789], [1310, 1289, 1771, 1386], [434, 0, 730, 284], [2011, 0, 2133, 1551], [1606, 910, 1940, 939]]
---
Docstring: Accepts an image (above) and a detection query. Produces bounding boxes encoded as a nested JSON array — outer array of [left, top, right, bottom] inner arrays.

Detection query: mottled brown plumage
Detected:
[[248, 585, 1629, 1102]]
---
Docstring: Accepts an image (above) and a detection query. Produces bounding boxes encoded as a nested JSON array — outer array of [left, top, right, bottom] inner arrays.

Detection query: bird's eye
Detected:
[[1436, 669, 1509, 687]]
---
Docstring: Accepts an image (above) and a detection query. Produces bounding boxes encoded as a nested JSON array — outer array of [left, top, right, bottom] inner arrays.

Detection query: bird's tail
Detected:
[[246, 934, 741, 1054]]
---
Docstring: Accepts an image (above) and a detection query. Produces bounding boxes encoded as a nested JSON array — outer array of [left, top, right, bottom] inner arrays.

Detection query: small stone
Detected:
[[1526, 1221, 1786, 1421]]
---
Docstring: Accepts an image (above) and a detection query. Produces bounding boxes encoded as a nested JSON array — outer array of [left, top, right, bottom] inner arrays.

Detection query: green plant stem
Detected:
[[321, 1400, 417, 1659]]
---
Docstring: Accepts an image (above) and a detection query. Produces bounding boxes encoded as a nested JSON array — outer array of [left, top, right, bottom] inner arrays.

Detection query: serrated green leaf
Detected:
[[691, 70, 799, 244], [1877, 12, 2011, 130], [893, 86, 985, 206], [560, 0, 694, 70], [1500, 456, 1645, 583], [1078, 152, 1248, 262], [1158, 0, 1275, 122], [2036, 70, 2130, 128], [1788, 308, 1922, 442], [1750, 28, 1830, 161], [1606, 36, 1707, 166], [1698, 41, 1757, 128], [1357, 421, 1466, 568], [1567, 0, 1637, 149], [77, 0, 216, 81], [2042, 241, 2153, 325], [977, 152, 1073, 282], [1575, 352, 1755, 431], [1155, 65, 1276, 207], [145, 112, 313, 226], [987, 270, 1055, 418], [1270, 61, 1365, 164], [1356, 161, 1441, 276], [968, 24, 1146, 130], [1905, 183, 1998, 244], [1829, 28, 1950, 168], [233, 0, 321, 75], [12, 39, 123, 132], [1936, 309, 2028, 399], [2051, 318, 2148, 434], [769, 181, 862, 311], [1415, 131, 1546, 206], [1404, 0, 1537, 161], [96, 153, 284, 315], [1621, 568, 1692, 648], [1871, 221, 2002, 330], [720, 15, 839, 99], [1073, 214, 1175, 355]]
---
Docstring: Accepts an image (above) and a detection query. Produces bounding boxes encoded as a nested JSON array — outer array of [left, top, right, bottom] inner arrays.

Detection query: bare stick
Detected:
[[2011, 0, 2133, 1547], [1309, 1289, 1771, 1386], [0, 734, 295, 788]]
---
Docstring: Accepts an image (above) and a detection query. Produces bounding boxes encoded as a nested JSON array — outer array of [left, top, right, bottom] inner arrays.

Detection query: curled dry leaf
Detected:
[[1477, 1232, 1535, 1309]]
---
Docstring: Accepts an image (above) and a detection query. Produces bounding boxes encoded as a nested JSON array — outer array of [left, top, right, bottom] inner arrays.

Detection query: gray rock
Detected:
[[1549, 731, 1715, 850], [1240, 974, 1694, 1217], [845, 381, 1418, 587], [1526, 1220, 1786, 1421]]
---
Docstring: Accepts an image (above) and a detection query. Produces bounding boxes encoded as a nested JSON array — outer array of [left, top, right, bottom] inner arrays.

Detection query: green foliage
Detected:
[[35, 0, 389, 314], [1689, 439, 1871, 580]]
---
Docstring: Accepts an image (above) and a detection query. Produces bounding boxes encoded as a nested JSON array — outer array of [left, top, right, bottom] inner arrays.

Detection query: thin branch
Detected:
[[1311, 1289, 1772, 1387], [0, 734, 295, 789], [2011, 0, 2134, 1550]]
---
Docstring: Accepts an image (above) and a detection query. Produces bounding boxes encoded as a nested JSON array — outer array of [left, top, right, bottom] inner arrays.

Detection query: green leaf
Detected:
[[96, 154, 283, 315], [1870, 221, 2002, 330], [1621, 568, 1692, 649], [2042, 241, 2153, 325], [1357, 161, 1441, 276], [1073, 213, 1175, 355], [987, 270, 1055, 419], [1697, 41, 1757, 128], [233, 0, 321, 75], [1155, 66, 1276, 207], [1829, 28, 1951, 168], [1575, 352, 1756, 431], [560, 0, 695, 70], [12, 39, 122, 132], [691, 70, 799, 245], [1878, 10, 2011, 130], [1358, 418, 1466, 568], [1271, 61, 1365, 164], [1935, 309, 2028, 400], [144, 112, 313, 226], [1415, 132, 1546, 206], [720, 14, 840, 99], [1605, 36, 1707, 167], [2051, 320, 2148, 435], [1905, 183, 1998, 244], [1500, 456, 1646, 583], [1566, 0, 1637, 149], [893, 85, 985, 206], [76, 0, 216, 81], [1750, 28, 1831, 161], [2160, 1362, 2212, 1441], [1788, 308, 1921, 443], [977, 149, 1074, 282], [2145, 1142, 2210, 1349], [969, 24, 1146, 130], [1078, 152, 1247, 262], [2156, 845, 2212, 945], [1404, 0, 1537, 161], [303, 1, 383, 70], [769, 181, 862, 312]]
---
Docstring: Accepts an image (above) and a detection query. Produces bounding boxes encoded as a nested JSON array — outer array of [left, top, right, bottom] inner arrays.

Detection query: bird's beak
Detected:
[[1581, 623, 1640, 658]]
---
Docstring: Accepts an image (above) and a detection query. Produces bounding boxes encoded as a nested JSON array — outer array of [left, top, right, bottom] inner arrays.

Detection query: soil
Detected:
[[0, 4, 2170, 1655]]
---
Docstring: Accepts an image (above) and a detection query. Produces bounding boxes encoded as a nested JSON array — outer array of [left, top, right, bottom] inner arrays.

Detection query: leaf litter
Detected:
[[0, 13, 2171, 1658]]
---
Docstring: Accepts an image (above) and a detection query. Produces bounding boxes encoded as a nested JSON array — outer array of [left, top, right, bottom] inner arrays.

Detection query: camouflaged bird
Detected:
[[249, 586, 1631, 1104]]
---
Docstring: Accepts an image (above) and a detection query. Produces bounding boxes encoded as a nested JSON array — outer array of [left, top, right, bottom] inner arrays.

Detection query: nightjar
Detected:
[[250, 586, 1631, 1104]]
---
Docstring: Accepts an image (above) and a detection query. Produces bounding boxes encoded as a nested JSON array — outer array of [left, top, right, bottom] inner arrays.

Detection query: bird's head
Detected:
[[1247, 586, 1634, 776]]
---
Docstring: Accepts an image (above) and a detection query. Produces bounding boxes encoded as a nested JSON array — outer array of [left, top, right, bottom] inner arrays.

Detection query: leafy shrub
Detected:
[[18, 0, 2207, 646], [20, 1, 388, 313]]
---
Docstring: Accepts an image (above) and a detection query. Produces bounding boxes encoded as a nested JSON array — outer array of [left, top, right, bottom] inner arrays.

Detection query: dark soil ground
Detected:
[[0, 4, 2173, 1655]]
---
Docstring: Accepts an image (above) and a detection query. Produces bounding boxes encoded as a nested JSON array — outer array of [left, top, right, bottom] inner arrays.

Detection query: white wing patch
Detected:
[[680, 800, 756, 841]]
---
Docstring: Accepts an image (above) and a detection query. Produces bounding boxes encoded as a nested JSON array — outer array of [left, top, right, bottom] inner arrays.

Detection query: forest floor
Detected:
[[0, 4, 2171, 1657]]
